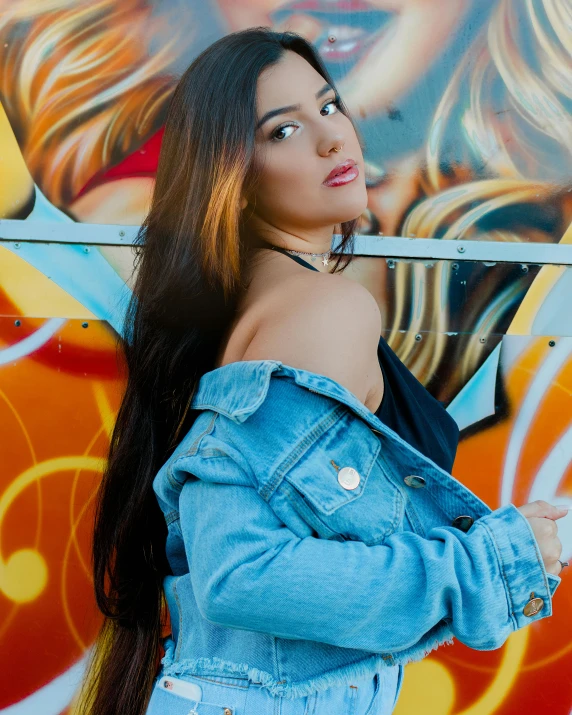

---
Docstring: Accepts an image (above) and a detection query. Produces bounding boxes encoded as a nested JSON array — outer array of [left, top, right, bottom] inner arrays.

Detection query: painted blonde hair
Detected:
[[390, 0, 571, 396], [0, 0, 191, 204]]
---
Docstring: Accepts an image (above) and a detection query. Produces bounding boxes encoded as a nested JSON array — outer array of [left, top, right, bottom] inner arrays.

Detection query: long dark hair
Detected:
[[76, 27, 360, 715]]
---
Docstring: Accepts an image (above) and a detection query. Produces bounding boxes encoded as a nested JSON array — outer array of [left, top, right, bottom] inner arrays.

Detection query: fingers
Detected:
[[538, 518, 558, 537], [553, 505, 572, 520], [544, 534, 563, 576], [547, 557, 563, 576], [517, 500, 570, 520], [546, 562, 562, 576]]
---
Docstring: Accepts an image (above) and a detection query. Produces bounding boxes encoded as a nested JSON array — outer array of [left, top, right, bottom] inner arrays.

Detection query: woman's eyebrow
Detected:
[[256, 83, 333, 130]]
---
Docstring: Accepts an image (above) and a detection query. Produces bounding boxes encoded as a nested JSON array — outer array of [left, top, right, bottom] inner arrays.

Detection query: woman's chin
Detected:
[[329, 201, 369, 227]]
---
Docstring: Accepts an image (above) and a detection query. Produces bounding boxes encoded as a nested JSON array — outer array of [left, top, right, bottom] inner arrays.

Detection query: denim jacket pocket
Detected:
[[279, 413, 405, 545]]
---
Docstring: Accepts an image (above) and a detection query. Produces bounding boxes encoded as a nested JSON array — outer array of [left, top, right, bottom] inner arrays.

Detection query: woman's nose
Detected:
[[317, 133, 346, 157]]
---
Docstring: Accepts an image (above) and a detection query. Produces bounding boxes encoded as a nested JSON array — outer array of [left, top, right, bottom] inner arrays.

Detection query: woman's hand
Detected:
[[516, 500, 569, 575]]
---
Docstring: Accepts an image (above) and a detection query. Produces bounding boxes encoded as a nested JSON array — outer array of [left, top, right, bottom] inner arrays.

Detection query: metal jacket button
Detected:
[[338, 467, 361, 490], [404, 475, 426, 488], [523, 592, 544, 617], [452, 515, 474, 532]]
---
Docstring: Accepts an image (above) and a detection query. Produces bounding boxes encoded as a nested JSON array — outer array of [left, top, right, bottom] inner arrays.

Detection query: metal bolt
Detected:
[[82, 322, 89, 328], [84, 246, 90, 253], [387, 259, 395, 269], [119, 230, 125, 237], [457, 245, 466, 254], [328, 35, 336, 43], [521, 264, 529, 273], [415, 334, 422, 342], [549, 340, 556, 347], [479, 337, 486, 343], [451, 262, 459, 270], [14, 242, 20, 249], [14, 319, 21, 327]]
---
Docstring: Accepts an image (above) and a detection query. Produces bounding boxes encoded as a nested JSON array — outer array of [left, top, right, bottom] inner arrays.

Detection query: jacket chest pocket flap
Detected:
[[280, 412, 405, 545]]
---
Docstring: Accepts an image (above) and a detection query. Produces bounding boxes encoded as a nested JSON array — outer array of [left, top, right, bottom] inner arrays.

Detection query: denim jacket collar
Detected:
[[189, 360, 498, 518], [190, 359, 388, 434]]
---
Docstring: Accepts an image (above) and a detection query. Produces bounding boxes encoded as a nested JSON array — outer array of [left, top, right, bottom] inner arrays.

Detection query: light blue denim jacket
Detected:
[[153, 360, 561, 699]]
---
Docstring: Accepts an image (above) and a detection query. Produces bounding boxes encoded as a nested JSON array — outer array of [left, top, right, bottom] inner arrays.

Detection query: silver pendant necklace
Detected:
[[284, 248, 332, 267]]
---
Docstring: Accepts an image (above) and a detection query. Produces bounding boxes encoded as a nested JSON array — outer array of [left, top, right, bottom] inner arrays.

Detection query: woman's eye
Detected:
[[270, 97, 340, 142], [270, 123, 296, 142], [322, 98, 340, 114]]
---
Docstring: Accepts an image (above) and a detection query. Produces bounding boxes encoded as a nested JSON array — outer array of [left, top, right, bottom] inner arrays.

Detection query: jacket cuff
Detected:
[[546, 572, 561, 597], [480, 503, 557, 629]]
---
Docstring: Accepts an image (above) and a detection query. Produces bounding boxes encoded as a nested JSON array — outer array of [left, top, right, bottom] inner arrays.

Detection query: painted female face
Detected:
[[217, 0, 468, 117], [247, 50, 368, 235]]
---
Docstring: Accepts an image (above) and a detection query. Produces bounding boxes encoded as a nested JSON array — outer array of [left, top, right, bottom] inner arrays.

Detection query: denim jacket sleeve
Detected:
[[171, 374, 559, 655]]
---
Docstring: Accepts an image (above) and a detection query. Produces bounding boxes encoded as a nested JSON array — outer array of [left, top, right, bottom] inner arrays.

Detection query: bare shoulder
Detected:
[[242, 272, 382, 406]]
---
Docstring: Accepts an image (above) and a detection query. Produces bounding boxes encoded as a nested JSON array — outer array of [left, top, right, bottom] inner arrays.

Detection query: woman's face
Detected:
[[247, 50, 368, 236]]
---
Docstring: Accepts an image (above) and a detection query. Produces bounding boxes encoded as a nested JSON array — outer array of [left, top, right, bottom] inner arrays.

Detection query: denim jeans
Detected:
[[145, 664, 404, 715]]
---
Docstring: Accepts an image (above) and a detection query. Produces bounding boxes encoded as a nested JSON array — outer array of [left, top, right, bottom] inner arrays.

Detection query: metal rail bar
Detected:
[[1, 220, 572, 265]]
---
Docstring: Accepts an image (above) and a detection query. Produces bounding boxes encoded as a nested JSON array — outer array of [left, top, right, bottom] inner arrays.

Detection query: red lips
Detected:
[[323, 159, 357, 184]]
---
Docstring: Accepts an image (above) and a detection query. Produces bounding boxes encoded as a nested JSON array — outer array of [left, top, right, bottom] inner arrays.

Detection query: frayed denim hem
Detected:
[[160, 631, 456, 699]]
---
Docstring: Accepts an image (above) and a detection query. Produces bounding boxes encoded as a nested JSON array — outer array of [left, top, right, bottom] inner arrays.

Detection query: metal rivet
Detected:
[[457, 245, 465, 253], [521, 264, 529, 273], [404, 475, 426, 488], [338, 467, 361, 490], [451, 262, 459, 270], [223, 709, 233, 715], [84, 246, 90, 253], [479, 337, 486, 343], [119, 230, 125, 237], [523, 592, 544, 617], [415, 334, 422, 342], [14, 319, 21, 327], [452, 515, 474, 532], [82, 322, 89, 328], [387, 259, 395, 269], [549, 340, 556, 347], [14, 242, 20, 249]]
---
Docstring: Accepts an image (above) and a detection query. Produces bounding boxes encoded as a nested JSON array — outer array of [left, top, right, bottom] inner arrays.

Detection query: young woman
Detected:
[[77, 28, 566, 715]]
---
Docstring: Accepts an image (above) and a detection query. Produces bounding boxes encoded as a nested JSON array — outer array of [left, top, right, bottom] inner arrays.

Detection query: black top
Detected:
[[262, 243, 460, 472]]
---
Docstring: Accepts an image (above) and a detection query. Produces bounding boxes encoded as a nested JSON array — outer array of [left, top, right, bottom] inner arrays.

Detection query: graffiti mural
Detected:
[[1, 0, 571, 713]]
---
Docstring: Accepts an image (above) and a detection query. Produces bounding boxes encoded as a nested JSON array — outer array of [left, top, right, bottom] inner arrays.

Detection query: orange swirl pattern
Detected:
[[0, 254, 122, 711]]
